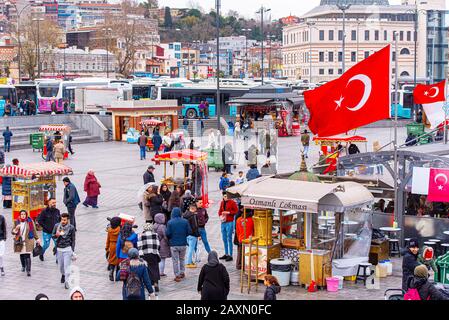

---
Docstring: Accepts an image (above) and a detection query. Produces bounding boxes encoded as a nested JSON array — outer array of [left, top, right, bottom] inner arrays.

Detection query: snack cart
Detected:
[[140, 119, 166, 151], [153, 149, 209, 207], [0, 162, 73, 220], [39, 124, 71, 160]]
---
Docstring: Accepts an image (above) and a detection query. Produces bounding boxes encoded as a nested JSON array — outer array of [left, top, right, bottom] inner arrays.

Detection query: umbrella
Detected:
[[137, 182, 157, 203]]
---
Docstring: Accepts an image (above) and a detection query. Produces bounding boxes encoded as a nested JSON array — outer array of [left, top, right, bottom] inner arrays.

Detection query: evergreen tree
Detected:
[[164, 6, 173, 29]]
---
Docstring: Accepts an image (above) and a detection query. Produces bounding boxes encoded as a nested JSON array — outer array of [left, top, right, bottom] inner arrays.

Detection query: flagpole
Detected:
[[444, 91, 448, 145], [393, 32, 399, 228]]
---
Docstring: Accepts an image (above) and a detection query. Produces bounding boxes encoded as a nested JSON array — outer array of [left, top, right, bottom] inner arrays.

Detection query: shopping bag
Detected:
[[32, 243, 43, 257]]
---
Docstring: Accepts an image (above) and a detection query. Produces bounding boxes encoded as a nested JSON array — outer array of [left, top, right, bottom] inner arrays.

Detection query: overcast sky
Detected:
[[155, 0, 404, 19]]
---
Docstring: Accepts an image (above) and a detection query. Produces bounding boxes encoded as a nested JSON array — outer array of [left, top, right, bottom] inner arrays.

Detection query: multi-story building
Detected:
[[282, 0, 446, 83], [181, 45, 200, 79], [161, 42, 182, 77]]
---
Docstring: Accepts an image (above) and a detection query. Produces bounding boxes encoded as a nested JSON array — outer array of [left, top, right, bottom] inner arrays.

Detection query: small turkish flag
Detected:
[[304, 45, 390, 137], [413, 80, 446, 105], [428, 168, 449, 202]]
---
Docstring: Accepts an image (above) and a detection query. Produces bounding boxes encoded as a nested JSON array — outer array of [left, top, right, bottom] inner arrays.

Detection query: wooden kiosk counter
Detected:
[[226, 176, 374, 289]]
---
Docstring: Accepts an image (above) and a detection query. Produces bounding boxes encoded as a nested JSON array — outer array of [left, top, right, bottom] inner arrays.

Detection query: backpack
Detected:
[[118, 259, 130, 281], [125, 271, 142, 299], [404, 288, 430, 300]]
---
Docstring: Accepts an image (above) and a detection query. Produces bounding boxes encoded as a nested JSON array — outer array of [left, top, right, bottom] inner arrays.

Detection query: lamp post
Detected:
[[102, 27, 112, 78], [215, 0, 221, 131], [336, 2, 351, 73], [267, 34, 276, 79], [256, 6, 271, 84], [32, 15, 44, 79], [306, 21, 316, 84], [242, 28, 251, 78], [429, 13, 440, 83], [57, 42, 68, 79], [393, 31, 399, 228]]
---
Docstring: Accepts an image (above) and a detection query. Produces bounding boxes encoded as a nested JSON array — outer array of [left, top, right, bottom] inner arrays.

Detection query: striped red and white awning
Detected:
[[140, 119, 165, 126], [39, 125, 71, 133], [0, 162, 73, 178]]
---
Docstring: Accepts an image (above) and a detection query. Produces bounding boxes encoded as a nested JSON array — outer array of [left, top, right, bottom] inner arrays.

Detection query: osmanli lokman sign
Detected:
[[241, 196, 318, 213]]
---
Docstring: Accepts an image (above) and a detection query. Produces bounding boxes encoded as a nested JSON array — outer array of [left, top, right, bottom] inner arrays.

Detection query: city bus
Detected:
[[15, 81, 37, 105], [158, 85, 251, 118], [131, 79, 158, 100], [0, 84, 17, 116], [391, 89, 413, 119], [36, 78, 132, 113]]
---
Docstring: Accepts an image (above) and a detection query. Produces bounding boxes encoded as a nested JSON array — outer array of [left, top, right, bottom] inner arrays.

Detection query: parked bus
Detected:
[[391, 89, 413, 119], [131, 79, 158, 100], [158, 85, 250, 118], [15, 81, 37, 105], [0, 84, 17, 116], [36, 78, 132, 113]]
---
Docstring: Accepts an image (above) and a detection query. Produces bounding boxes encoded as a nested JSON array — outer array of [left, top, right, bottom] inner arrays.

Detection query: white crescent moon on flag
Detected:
[[346, 74, 372, 112], [429, 87, 439, 98], [434, 173, 448, 185]]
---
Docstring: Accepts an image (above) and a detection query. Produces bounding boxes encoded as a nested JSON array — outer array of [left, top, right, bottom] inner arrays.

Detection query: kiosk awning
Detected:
[[0, 162, 73, 178]]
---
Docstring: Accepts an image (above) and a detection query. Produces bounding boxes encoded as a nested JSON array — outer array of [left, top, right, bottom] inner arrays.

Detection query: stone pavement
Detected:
[[0, 127, 408, 300]]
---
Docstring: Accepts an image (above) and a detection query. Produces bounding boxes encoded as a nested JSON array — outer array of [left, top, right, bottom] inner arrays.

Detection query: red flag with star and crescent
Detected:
[[428, 168, 449, 202], [413, 80, 446, 105], [304, 45, 391, 137]]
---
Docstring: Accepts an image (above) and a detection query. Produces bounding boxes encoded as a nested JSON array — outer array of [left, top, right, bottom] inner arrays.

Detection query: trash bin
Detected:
[[435, 253, 449, 284], [406, 123, 424, 136], [30, 133, 44, 151], [270, 258, 292, 286]]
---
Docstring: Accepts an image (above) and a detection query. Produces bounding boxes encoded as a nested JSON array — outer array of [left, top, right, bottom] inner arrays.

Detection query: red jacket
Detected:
[[84, 173, 101, 197], [236, 216, 254, 243], [218, 199, 238, 223]]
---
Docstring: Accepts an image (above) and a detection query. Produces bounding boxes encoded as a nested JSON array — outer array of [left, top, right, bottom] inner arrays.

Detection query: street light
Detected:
[[336, 2, 351, 73], [267, 34, 276, 79], [215, 0, 221, 131], [306, 21, 317, 84], [428, 13, 440, 83], [256, 6, 271, 84], [102, 27, 112, 78], [242, 28, 251, 78]]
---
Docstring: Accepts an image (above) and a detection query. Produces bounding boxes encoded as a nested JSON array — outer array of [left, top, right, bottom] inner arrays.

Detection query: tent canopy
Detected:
[[313, 135, 367, 143], [153, 149, 208, 163], [0, 162, 73, 178], [226, 177, 373, 213], [39, 124, 71, 133]]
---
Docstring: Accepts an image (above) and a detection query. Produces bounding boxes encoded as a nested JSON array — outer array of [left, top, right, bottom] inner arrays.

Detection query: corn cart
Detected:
[[140, 119, 167, 151], [39, 124, 71, 160], [0, 162, 73, 221]]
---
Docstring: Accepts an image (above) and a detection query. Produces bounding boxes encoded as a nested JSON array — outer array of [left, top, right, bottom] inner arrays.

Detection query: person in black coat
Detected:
[[402, 238, 420, 291], [143, 166, 156, 184], [0, 213, 6, 276], [149, 186, 164, 220], [408, 265, 449, 300], [197, 251, 230, 300]]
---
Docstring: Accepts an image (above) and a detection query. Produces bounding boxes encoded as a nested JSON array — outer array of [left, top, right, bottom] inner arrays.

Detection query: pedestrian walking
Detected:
[[301, 130, 310, 158], [263, 275, 281, 300], [182, 116, 189, 131], [62, 177, 81, 232], [197, 199, 211, 254], [116, 222, 138, 262], [222, 143, 234, 174], [67, 134, 74, 155], [36, 198, 60, 261], [119, 248, 155, 300], [166, 207, 191, 282], [181, 189, 195, 213], [82, 170, 101, 208], [138, 223, 161, 292], [154, 213, 170, 277], [143, 165, 156, 184], [52, 213, 76, 289], [2, 175, 12, 209], [149, 185, 164, 221], [53, 140, 65, 164], [168, 185, 183, 213], [184, 203, 200, 268], [191, 164, 203, 197], [218, 192, 238, 262], [162, 133, 172, 152], [2, 126, 12, 152], [63, 99, 69, 114], [69, 287, 85, 300], [197, 251, 230, 301], [200, 119, 205, 135], [105, 217, 121, 281], [246, 164, 260, 182], [402, 238, 420, 292], [137, 131, 148, 160], [45, 138, 55, 162], [152, 130, 162, 155], [0, 213, 6, 276], [199, 101, 206, 118], [11, 210, 40, 277]]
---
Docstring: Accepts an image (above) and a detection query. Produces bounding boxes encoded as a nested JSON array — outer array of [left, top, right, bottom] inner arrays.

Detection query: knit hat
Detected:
[[128, 248, 139, 259], [414, 264, 429, 278], [69, 286, 86, 300], [35, 293, 49, 300], [408, 238, 419, 248], [143, 222, 153, 232]]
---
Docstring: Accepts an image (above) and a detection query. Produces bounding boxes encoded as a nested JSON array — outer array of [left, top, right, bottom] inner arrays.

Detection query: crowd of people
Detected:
[[3, 98, 37, 117]]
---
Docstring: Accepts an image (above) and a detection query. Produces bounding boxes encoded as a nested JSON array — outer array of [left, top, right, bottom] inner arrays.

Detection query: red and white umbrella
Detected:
[[0, 162, 73, 178], [39, 124, 71, 133]]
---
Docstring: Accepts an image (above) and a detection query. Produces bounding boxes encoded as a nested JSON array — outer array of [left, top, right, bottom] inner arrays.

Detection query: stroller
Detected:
[[384, 289, 405, 300]]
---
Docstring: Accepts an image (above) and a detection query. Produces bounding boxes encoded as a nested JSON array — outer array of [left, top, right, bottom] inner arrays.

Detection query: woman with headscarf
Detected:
[[160, 184, 171, 208], [167, 185, 183, 216], [181, 189, 195, 213], [116, 222, 137, 263], [11, 210, 40, 277], [149, 185, 164, 221], [69, 287, 86, 300], [197, 250, 230, 300], [105, 217, 121, 281], [142, 185, 154, 223], [137, 223, 161, 292], [153, 213, 170, 277], [83, 170, 101, 208]]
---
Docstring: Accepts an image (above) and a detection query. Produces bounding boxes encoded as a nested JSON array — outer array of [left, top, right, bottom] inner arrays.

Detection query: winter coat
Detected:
[[218, 199, 239, 223], [154, 213, 171, 258], [222, 144, 234, 166], [409, 276, 448, 300], [137, 135, 148, 148], [181, 195, 195, 213], [106, 226, 120, 266], [12, 219, 39, 253], [183, 211, 200, 237], [63, 183, 80, 209], [122, 259, 154, 300], [264, 285, 281, 300], [402, 250, 420, 291], [2, 176, 12, 196], [168, 191, 181, 212], [142, 191, 153, 222], [149, 194, 164, 218], [160, 189, 171, 203], [52, 223, 76, 251], [166, 209, 191, 247], [116, 233, 138, 260], [152, 132, 162, 151], [2, 130, 13, 141], [84, 173, 101, 197], [246, 168, 260, 181], [219, 177, 230, 191], [197, 208, 209, 228], [37, 207, 61, 234], [197, 263, 230, 300], [301, 133, 310, 146], [143, 170, 155, 184], [0, 215, 6, 241], [53, 142, 66, 160], [46, 139, 53, 152]]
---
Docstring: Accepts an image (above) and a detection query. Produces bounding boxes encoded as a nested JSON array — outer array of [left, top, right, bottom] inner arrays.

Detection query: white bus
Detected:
[[36, 78, 132, 113]]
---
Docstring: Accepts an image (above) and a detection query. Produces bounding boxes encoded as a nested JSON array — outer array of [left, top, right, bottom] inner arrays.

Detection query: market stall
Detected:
[[226, 177, 374, 288], [140, 119, 166, 151], [39, 124, 72, 160], [0, 162, 73, 220], [152, 149, 209, 207]]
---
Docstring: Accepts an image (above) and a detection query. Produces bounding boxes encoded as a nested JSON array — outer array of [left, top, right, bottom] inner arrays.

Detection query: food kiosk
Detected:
[[0, 162, 73, 220], [226, 176, 374, 288], [140, 119, 166, 151], [39, 124, 72, 160], [153, 149, 209, 207]]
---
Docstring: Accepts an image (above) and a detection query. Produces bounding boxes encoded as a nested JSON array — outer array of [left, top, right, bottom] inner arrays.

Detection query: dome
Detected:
[[320, 0, 389, 5], [288, 154, 321, 183]]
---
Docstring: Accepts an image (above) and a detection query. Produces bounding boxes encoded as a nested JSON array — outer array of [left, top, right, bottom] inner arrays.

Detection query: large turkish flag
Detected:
[[413, 80, 446, 105], [304, 45, 391, 137], [427, 168, 449, 202]]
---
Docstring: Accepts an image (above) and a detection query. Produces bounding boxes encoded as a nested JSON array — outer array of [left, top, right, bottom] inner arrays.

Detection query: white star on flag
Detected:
[[424, 91, 429, 96], [438, 185, 444, 190], [334, 95, 344, 110]]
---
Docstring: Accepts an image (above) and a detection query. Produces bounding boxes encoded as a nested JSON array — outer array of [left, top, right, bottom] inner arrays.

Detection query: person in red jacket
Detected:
[[82, 170, 101, 209], [218, 192, 238, 262], [235, 211, 254, 270]]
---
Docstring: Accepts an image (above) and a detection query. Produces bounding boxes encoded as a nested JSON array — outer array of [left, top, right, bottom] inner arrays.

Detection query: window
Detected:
[[338, 68, 343, 74], [375, 30, 379, 41], [364, 51, 370, 59], [364, 30, 370, 41], [328, 51, 334, 62], [400, 48, 410, 55], [351, 30, 356, 41], [328, 68, 334, 75], [86, 63, 89, 70], [338, 30, 343, 41], [319, 30, 325, 41], [384, 30, 387, 41], [400, 71, 410, 76], [392, 68, 396, 74], [338, 51, 342, 62], [351, 52, 356, 62], [174, 44, 181, 51], [169, 44, 173, 49], [392, 51, 396, 61], [319, 68, 325, 75], [400, 31, 404, 41], [175, 53, 181, 59], [319, 52, 324, 62], [329, 30, 334, 41], [407, 31, 411, 41]]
